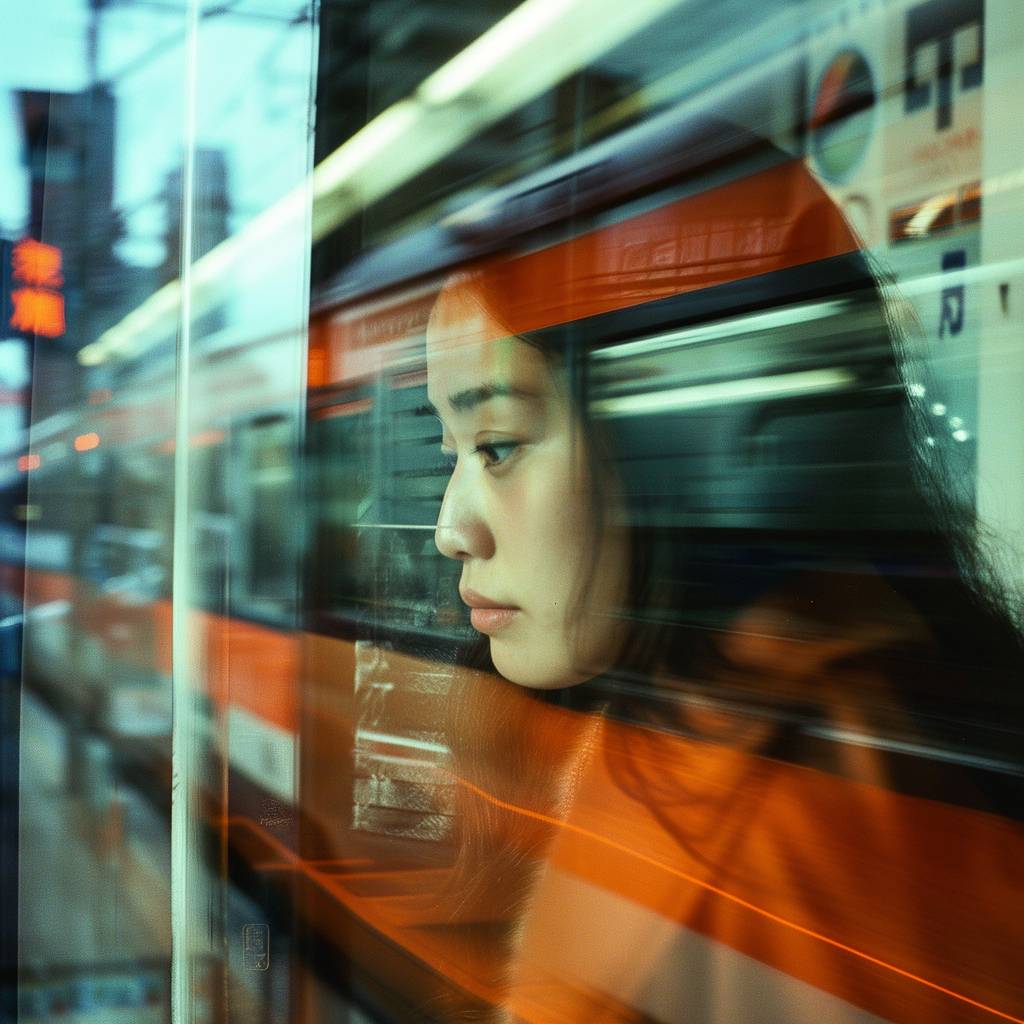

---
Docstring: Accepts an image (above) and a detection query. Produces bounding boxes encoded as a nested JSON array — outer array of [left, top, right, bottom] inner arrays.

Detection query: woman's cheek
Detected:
[[528, 448, 591, 598], [490, 471, 528, 546]]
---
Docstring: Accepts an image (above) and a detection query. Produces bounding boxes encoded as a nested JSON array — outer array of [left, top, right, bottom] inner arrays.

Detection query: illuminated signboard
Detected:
[[8, 238, 65, 338]]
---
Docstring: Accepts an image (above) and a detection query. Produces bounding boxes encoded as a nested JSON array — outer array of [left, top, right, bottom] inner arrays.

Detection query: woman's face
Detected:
[[426, 293, 630, 689]]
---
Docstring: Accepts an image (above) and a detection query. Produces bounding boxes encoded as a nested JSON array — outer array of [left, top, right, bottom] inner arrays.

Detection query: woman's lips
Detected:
[[469, 607, 519, 633], [460, 588, 520, 634]]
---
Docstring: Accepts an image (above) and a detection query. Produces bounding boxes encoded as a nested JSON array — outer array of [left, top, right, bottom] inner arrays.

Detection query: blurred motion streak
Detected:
[[452, 767, 1024, 1024], [76, 0, 688, 367]]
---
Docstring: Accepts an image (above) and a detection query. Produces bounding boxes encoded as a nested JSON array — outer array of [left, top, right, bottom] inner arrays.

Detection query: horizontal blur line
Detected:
[[592, 299, 848, 361], [354, 523, 436, 530], [24, 600, 72, 621], [805, 726, 1024, 777], [592, 368, 855, 416], [356, 751, 446, 771], [356, 729, 448, 754]]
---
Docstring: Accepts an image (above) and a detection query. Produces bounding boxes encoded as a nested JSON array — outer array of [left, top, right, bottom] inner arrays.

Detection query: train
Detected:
[[4, 0, 1024, 1021]]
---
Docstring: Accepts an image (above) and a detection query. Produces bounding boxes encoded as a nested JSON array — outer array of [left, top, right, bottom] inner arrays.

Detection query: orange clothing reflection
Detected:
[[436, 572, 1024, 1024], [484, 712, 1023, 1023], [291, 616, 1023, 1021]]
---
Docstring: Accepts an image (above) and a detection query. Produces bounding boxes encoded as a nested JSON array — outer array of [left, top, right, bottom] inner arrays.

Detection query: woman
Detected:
[[422, 146, 1024, 1023], [427, 267, 631, 691]]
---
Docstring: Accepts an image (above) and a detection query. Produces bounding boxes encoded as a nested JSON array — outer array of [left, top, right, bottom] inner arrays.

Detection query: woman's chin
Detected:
[[490, 641, 594, 690]]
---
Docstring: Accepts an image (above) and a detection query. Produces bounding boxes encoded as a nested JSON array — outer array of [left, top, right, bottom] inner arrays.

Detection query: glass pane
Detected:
[[4, 1, 1024, 1023], [6, 3, 192, 1021], [175, 2, 316, 1021], [3, 1, 317, 1021], [299, 1, 1024, 1021]]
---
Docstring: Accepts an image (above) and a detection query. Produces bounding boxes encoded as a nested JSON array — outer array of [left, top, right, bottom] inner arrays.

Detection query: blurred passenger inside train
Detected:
[[423, 133, 1024, 1023]]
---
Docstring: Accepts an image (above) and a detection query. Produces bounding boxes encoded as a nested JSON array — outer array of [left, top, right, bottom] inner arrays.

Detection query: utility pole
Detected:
[[87, 0, 106, 86]]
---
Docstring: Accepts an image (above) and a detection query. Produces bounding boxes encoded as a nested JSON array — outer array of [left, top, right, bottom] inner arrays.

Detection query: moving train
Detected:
[[4, 0, 1024, 1020]]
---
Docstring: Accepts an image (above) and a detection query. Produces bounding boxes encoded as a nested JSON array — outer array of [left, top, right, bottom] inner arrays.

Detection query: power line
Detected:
[[101, 0, 311, 84]]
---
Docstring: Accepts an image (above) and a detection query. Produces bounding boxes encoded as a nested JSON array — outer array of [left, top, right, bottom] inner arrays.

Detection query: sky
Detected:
[[0, 0, 316, 266], [0, 0, 90, 233]]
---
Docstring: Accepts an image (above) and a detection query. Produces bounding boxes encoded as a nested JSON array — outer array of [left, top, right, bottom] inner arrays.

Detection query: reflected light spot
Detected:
[[74, 432, 100, 452], [190, 428, 225, 448]]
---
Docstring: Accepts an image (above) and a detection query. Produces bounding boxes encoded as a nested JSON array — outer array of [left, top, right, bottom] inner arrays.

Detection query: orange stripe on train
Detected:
[[311, 158, 859, 387]]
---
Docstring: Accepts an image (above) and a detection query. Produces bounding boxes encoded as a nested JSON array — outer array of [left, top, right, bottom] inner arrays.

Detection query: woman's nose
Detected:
[[434, 467, 495, 562]]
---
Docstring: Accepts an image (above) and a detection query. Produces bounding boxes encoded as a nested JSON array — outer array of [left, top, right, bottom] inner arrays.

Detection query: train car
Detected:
[[6, 1, 1024, 1022], [291, 55, 1024, 1024], [4, 326, 305, 818]]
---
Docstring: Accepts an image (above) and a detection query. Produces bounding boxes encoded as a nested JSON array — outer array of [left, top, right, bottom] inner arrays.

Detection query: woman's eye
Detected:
[[475, 441, 520, 467]]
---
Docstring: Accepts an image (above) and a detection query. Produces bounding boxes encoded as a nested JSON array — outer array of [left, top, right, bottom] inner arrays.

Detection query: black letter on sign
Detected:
[[939, 249, 966, 339], [905, 0, 984, 131]]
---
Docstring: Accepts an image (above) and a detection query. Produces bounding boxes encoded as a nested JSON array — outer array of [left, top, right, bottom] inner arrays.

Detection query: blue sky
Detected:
[[0, 0, 90, 233], [1, 0, 316, 267]]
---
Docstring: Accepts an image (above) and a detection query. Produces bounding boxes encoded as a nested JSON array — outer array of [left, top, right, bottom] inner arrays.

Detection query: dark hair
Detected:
[[439, 174, 1022, 787], [426, 152, 1024, 1022]]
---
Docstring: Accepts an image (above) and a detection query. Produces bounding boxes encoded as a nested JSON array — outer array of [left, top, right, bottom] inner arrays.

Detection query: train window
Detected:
[[235, 414, 300, 622], [191, 436, 231, 612], [306, 367, 469, 645]]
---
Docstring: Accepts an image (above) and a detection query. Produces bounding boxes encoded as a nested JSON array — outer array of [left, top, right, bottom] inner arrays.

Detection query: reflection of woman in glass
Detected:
[[428, 275, 630, 690], [423, 145, 1024, 1023]]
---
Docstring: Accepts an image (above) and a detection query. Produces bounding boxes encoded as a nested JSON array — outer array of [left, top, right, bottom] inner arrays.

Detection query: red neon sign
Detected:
[[10, 288, 65, 337], [12, 239, 64, 288], [9, 239, 65, 338]]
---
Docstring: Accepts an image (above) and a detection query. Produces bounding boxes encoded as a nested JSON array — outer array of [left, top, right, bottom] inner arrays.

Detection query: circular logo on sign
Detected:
[[810, 49, 877, 182]]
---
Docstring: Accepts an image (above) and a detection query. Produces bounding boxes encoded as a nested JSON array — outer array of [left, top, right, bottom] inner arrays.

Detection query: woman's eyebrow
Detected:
[[447, 382, 538, 412]]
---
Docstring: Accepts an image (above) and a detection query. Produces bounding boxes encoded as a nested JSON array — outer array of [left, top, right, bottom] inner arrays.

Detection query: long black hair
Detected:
[[445, 159, 1022, 794]]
